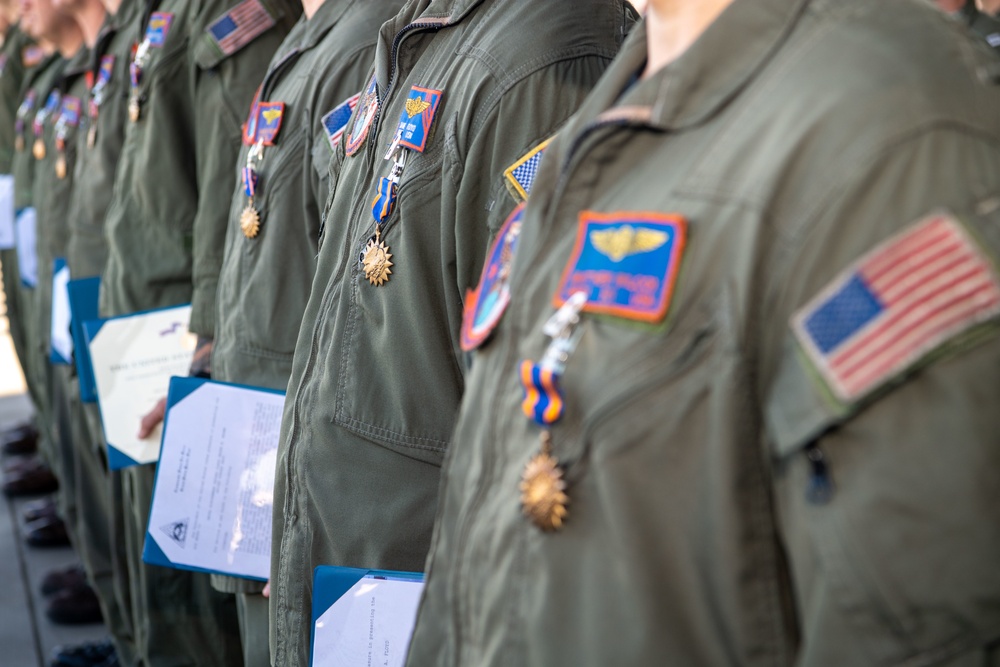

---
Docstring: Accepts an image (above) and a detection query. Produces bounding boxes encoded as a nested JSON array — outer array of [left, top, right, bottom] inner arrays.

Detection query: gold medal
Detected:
[[128, 97, 140, 123], [362, 227, 393, 286], [520, 431, 568, 531], [15, 135, 24, 152], [240, 204, 261, 239], [55, 154, 66, 179], [87, 124, 97, 148], [32, 138, 45, 160]]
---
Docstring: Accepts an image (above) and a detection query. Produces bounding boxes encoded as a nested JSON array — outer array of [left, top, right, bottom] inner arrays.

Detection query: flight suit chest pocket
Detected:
[[333, 154, 458, 465]]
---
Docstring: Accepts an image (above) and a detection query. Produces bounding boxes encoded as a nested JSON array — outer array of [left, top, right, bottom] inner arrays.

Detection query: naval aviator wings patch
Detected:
[[792, 213, 1000, 404], [206, 0, 276, 57], [554, 211, 687, 323]]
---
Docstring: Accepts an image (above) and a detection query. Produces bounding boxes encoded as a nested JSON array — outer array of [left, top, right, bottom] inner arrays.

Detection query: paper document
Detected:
[[143, 377, 285, 580], [15, 207, 36, 287], [67, 277, 100, 402], [0, 175, 14, 249], [86, 304, 196, 468], [311, 567, 425, 667], [50, 259, 72, 364]]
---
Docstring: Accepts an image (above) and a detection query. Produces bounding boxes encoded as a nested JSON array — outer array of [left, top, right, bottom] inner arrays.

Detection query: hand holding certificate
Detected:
[[85, 304, 196, 468], [144, 377, 285, 580]]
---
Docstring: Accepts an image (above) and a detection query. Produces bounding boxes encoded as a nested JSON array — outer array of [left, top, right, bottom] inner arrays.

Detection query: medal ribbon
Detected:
[[520, 361, 565, 425], [15, 91, 36, 136]]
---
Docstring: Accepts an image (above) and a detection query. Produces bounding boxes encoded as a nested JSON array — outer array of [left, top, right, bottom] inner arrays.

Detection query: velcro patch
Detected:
[[554, 211, 687, 323], [394, 85, 442, 153], [321, 93, 360, 152], [145, 12, 174, 47], [255, 101, 284, 145], [504, 137, 551, 202], [21, 45, 45, 68], [206, 0, 275, 57], [792, 213, 1000, 403], [58, 97, 82, 127], [461, 203, 525, 351], [345, 75, 378, 157]]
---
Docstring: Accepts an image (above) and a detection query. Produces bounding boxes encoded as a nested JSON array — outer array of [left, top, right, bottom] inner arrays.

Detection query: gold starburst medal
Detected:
[[55, 153, 67, 179], [520, 431, 569, 531], [240, 204, 261, 239], [32, 138, 45, 160], [362, 227, 393, 286]]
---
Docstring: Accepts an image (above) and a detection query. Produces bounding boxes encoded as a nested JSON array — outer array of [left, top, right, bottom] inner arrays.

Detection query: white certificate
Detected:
[[0, 175, 14, 249], [15, 207, 37, 287], [312, 574, 425, 667], [50, 259, 72, 364], [87, 304, 196, 468], [144, 377, 285, 580]]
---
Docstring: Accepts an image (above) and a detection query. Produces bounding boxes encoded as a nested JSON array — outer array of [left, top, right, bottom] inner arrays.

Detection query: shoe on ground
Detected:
[[24, 515, 70, 548], [2, 463, 58, 497], [45, 584, 103, 625], [48, 638, 115, 666], [1, 423, 38, 456], [41, 564, 87, 596], [22, 496, 58, 522]]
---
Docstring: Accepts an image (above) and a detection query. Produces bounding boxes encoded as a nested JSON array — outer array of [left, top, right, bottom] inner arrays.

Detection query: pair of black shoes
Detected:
[[49, 638, 118, 667], [41, 564, 103, 626], [1, 421, 38, 456]]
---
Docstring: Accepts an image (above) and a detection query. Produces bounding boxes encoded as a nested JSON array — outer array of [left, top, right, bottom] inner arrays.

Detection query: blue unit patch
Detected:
[[321, 92, 360, 152], [554, 211, 688, 323]]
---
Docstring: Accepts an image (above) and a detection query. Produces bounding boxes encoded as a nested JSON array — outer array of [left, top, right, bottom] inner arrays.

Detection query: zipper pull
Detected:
[[805, 443, 834, 505]]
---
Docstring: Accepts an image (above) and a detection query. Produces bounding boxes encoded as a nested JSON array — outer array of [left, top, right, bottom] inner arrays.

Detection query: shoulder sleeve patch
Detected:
[[504, 137, 552, 202], [791, 213, 1000, 404], [21, 45, 45, 69], [321, 92, 360, 153], [205, 0, 276, 59]]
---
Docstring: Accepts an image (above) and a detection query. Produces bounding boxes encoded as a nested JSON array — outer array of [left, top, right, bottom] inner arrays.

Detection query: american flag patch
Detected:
[[206, 0, 276, 57], [321, 93, 360, 151], [792, 214, 1000, 403], [504, 137, 551, 202]]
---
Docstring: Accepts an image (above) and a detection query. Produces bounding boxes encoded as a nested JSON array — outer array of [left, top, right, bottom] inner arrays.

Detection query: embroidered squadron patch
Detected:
[[321, 93, 360, 152], [461, 203, 525, 351], [58, 96, 82, 127], [504, 137, 551, 202], [393, 85, 442, 153], [255, 101, 284, 145], [792, 213, 1000, 404], [554, 211, 687, 323], [145, 12, 174, 47], [345, 75, 378, 157], [21, 45, 45, 68], [206, 0, 275, 57]]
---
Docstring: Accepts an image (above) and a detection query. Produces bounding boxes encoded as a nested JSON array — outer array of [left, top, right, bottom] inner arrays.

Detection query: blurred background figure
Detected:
[[936, 0, 1000, 52]]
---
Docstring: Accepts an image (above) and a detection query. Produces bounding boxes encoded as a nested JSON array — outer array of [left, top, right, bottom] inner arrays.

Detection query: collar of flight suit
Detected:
[[59, 45, 92, 88], [594, 0, 810, 132], [371, 0, 487, 91], [292, 0, 360, 52], [111, 0, 141, 35]]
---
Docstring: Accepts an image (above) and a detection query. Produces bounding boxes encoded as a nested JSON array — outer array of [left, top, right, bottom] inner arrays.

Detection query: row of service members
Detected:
[[4, 0, 1000, 666]]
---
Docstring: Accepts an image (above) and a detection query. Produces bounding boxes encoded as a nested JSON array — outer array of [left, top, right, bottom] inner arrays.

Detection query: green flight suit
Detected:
[[0, 26, 37, 411], [269, 0, 636, 662], [98, 1, 295, 664], [960, 0, 1000, 54], [32, 47, 90, 553], [211, 1, 405, 664], [13, 54, 64, 467], [406, 1, 1000, 665], [66, 4, 143, 664]]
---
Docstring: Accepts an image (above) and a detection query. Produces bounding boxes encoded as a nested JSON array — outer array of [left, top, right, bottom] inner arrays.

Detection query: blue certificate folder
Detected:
[[310, 566, 425, 666], [143, 376, 285, 579], [49, 259, 72, 366], [67, 276, 100, 402]]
